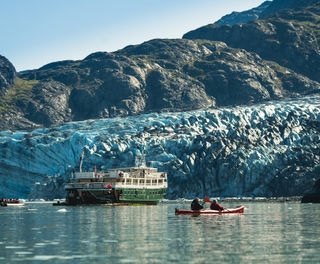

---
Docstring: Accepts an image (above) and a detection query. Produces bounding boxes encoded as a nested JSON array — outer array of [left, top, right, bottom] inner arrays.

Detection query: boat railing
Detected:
[[66, 176, 168, 189], [116, 178, 167, 188]]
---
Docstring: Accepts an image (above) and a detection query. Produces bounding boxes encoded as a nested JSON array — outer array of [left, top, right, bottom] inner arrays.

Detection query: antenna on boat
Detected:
[[79, 151, 84, 173], [135, 146, 146, 167]]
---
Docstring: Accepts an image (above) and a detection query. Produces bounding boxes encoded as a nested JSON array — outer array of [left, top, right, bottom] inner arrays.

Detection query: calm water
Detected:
[[1, 202, 320, 263]]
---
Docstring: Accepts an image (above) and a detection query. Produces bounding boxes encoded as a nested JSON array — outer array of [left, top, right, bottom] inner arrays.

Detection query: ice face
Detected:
[[0, 96, 320, 199]]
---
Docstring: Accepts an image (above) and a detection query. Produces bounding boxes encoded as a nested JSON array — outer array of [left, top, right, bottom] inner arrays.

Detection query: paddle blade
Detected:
[[204, 196, 211, 203]]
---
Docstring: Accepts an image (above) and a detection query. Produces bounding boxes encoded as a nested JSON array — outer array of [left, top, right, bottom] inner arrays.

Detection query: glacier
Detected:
[[0, 96, 320, 199]]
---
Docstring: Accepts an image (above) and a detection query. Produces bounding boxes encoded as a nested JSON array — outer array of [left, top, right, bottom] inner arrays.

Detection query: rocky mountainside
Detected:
[[0, 95, 319, 199], [215, 1, 271, 26], [0, 40, 319, 131], [184, 0, 320, 83], [260, 0, 320, 18], [215, 0, 320, 26]]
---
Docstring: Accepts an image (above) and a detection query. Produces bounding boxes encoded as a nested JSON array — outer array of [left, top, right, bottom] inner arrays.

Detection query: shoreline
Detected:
[[20, 196, 303, 205], [162, 196, 303, 203]]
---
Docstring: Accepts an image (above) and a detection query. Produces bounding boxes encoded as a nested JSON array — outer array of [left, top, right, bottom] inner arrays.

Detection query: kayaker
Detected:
[[191, 197, 204, 210], [210, 199, 224, 211]]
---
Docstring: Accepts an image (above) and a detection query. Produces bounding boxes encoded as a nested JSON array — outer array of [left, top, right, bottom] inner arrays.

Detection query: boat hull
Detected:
[[1, 199, 25, 207], [6, 202, 25, 207], [118, 187, 166, 204], [175, 206, 245, 215], [65, 187, 167, 205]]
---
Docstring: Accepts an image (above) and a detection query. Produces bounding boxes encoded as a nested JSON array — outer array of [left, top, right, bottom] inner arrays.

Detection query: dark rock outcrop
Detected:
[[260, 0, 320, 18], [0, 55, 16, 96], [214, 0, 320, 26], [184, 1, 320, 83], [301, 178, 320, 203], [215, 1, 271, 26], [22, 81, 72, 127]]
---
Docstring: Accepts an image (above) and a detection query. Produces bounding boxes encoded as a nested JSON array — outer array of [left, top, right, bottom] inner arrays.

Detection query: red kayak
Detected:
[[175, 205, 245, 215]]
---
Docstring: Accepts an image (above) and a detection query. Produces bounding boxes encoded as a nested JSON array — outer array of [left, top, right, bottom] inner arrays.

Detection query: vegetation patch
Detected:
[[0, 77, 38, 115]]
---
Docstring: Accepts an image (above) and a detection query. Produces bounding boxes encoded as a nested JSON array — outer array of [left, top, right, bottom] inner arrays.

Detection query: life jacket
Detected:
[[210, 202, 224, 211], [191, 199, 203, 210]]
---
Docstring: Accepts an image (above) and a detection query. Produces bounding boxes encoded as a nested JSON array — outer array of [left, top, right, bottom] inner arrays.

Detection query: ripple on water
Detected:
[[5, 246, 26, 249], [34, 243, 48, 248], [103, 239, 118, 243], [15, 251, 33, 255], [30, 254, 107, 261], [119, 258, 138, 263]]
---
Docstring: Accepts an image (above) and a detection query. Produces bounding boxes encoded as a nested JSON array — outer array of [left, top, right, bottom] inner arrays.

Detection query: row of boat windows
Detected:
[[78, 179, 116, 183], [76, 179, 165, 184], [121, 179, 164, 184], [124, 190, 162, 195]]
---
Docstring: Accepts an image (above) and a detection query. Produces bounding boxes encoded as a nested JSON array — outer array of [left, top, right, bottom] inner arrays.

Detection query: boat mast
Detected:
[[135, 146, 146, 167], [79, 151, 84, 172]]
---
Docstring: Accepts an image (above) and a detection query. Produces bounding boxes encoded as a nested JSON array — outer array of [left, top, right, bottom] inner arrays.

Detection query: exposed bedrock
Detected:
[[1, 35, 319, 131], [0, 55, 16, 96], [184, 1, 320, 83]]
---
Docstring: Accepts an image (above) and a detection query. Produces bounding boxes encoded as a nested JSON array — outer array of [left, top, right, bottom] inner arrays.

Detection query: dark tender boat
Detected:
[[0, 198, 25, 207], [301, 178, 320, 203]]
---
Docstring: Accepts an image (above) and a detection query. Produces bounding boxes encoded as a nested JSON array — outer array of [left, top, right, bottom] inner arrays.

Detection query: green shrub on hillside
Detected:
[[0, 77, 38, 114]]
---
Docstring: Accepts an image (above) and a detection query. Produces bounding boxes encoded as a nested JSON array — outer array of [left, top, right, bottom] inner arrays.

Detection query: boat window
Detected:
[[126, 179, 132, 185], [139, 179, 144, 184], [133, 179, 138, 185]]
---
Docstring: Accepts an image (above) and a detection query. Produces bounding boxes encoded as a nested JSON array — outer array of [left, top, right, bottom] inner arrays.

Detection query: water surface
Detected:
[[1, 202, 319, 263]]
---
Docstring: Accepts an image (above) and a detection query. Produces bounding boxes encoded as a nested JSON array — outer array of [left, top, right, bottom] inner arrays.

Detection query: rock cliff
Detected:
[[0, 55, 16, 96], [1, 37, 320, 131], [184, 1, 320, 83]]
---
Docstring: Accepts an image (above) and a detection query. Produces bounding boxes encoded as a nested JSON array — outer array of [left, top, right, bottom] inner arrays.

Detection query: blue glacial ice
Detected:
[[0, 96, 320, 199]]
